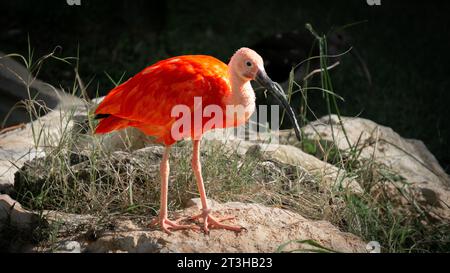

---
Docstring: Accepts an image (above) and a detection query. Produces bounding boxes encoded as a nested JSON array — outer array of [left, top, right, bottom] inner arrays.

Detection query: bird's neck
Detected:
[[223, 70, 256, 126]]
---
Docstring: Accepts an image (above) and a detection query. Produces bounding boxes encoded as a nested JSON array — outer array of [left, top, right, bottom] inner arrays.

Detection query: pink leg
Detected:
[[150, 145, 198, 234], [190, 139, 244, 233]]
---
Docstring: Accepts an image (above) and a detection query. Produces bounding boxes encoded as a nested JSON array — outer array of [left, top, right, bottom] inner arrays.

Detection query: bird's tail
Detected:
[[94, 115, 131, 134]]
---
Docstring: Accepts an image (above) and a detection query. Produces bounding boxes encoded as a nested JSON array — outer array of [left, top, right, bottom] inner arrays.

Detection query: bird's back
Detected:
[[95, 55, 231, 144]]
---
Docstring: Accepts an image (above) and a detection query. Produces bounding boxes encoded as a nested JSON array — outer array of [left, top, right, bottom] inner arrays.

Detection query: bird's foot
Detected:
[[150, 215, 200, 235], [190, 209, 245, 234]]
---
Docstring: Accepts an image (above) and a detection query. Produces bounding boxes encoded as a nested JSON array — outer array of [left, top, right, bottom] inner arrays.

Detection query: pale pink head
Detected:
[[228, 47, 265, 81], [228, 47, 302, 141]]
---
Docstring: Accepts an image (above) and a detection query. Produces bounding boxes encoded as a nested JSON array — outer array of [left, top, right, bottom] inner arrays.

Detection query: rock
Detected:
[[0, 194, 40, 231], [0, 51, 81, 127], [43, 210, 97, 226], [85, 199, 367, 253], [258, 143, 362, 193], [0, 109, 80, 189], [300, 115, 450, 220], [53, 241, 82, 253], [28, 211, 96, 253], [202, 129, 363, 193]]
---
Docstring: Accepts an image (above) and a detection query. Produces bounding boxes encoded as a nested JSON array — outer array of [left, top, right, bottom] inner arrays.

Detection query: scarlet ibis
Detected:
[[94, 48, 301, 234]]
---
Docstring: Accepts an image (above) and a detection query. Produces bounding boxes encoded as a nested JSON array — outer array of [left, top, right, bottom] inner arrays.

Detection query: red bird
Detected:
[[95, 48, 301, 234]]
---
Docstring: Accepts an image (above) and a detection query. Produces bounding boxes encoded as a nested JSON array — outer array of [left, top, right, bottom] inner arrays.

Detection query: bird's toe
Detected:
[[150, 216, 199, 234]]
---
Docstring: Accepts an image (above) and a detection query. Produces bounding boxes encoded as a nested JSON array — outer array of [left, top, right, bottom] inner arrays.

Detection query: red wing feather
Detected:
[[94, 55, 231, 143], [95, 55, 230, 123]]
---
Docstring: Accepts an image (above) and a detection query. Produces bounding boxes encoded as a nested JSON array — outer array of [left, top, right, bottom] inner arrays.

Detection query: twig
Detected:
[[75, 68, 91, 102], [303, 61, 340, 81], [0, 123, 26, 135]]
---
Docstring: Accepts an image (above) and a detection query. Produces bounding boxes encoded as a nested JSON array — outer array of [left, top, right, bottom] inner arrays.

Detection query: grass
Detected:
[[285, 24, 450, 252], [1, 25, 449, 253], [276, 239, 341, 253]]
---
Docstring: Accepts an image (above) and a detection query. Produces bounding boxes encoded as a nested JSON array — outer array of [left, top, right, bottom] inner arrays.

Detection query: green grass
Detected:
[[276, 239, 341, 253], [2, 25, 449, 252]]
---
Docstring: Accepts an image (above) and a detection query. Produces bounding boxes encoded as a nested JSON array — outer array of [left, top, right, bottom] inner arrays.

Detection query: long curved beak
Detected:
[[255, 69, 302, 141]]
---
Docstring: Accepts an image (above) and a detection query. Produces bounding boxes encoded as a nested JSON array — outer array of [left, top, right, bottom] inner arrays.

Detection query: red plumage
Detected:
[[95, 55, 231, 144]]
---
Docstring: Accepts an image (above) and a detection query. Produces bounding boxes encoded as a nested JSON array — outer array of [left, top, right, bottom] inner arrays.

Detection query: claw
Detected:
[[150, 216, 200, 234], [190, 210, 244, 233]]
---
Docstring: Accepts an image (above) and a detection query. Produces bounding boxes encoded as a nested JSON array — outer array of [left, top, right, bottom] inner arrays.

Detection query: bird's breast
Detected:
[[224, 82, 256, 127]]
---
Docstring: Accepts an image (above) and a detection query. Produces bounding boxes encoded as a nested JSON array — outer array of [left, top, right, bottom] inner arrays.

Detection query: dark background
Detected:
[[1, 0, 449, 172]]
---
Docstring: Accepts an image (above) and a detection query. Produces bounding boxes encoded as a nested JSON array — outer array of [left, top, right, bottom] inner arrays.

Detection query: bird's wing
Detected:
[[95, 55, 231, 126]]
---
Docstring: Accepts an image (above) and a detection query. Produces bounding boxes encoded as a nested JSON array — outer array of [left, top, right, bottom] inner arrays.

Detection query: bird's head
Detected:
[[229, 47, 302, 141], [229, 47, 265, 81]]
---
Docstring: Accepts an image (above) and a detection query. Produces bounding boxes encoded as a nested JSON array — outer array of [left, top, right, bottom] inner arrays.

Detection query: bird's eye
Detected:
[[246, 61, 252, 67]]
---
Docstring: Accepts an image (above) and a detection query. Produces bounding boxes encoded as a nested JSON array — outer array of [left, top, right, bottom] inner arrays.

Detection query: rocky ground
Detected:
[[42, 199, 366, 253]]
